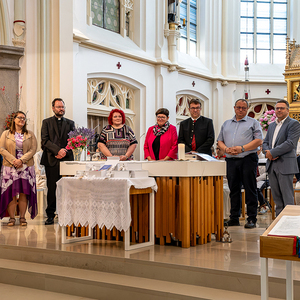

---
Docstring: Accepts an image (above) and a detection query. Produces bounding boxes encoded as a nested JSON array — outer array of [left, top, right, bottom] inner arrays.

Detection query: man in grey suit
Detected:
[[263, 100, 300, 216]]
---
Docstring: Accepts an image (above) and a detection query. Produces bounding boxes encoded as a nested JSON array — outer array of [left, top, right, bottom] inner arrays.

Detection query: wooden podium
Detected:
[[260, 205, 300, 300]]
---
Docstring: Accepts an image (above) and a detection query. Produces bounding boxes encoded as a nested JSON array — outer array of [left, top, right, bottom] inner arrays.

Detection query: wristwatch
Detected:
[[241, 146, 245, 153]]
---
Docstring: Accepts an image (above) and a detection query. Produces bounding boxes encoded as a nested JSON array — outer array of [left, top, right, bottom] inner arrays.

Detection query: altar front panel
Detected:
[[60, 161, 226, 248]]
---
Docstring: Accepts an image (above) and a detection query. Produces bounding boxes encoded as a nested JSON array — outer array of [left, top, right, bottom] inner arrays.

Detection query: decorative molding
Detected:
[[73, 29, 89, 44], [87, 78, 135, 128], [176, 94, 205, 121], [75, 37, 285, 84], [247, 102, 276, 121], [124, 0, 133, 11], [12, 38, 26, 47]]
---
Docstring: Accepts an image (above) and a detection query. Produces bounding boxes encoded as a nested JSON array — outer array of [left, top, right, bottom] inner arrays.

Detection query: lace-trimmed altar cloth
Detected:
[[56, 177, 157, 231]]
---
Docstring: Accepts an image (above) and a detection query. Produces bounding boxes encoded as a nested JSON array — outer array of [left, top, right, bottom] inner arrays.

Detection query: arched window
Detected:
[[240, 0, 288, 64], [87, 79, 135, 132], [247, 101, 275, 119]]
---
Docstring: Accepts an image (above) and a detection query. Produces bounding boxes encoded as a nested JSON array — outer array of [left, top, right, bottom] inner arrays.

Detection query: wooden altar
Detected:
[[60, 160, 226, 248], [141, 161, 226, 248]]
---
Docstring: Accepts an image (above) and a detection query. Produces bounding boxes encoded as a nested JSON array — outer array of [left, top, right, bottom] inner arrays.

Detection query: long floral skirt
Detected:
[[0, 165, 38, 219]]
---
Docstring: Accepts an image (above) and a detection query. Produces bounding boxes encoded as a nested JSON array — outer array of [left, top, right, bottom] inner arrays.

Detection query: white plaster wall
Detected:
[[73, 46, 156, 160]]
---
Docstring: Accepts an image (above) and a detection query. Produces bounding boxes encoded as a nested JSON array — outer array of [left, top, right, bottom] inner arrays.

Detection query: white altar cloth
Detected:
[[56, 177, 157, 232]]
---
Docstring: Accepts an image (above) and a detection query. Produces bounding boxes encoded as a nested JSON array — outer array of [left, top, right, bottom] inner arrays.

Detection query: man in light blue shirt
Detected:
[[217, 99, 263, 228]]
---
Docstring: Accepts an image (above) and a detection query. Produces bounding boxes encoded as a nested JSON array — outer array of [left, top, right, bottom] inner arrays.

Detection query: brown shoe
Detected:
[[20, 217, 27, 226], [7, 218, 16, 226]]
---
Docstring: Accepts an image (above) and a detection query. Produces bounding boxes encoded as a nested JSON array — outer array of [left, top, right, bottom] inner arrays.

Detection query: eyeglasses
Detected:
[[54, 106, 65, 109], [16, 117, 26, 121], [190, 107, 201, 110], [235, 106, 248, 111], [157, 116, 167, 119], [275, 107, 287, 111]]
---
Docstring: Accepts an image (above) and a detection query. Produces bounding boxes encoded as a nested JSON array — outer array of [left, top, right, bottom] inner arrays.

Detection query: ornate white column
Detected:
[[164, 0, 182, 72], [12, 0, 26, 47], [164, 28, 180, 71]]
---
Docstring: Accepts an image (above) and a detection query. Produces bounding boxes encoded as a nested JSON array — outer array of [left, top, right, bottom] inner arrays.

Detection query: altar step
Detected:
[[0, 258, 282, 300], [0, 244, 296, 299]]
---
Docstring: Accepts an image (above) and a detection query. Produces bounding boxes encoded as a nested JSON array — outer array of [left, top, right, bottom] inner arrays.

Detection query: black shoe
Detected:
[[244, 220, 256, 229], [224, 219, 240, 226], [45, 217, 54, 225]]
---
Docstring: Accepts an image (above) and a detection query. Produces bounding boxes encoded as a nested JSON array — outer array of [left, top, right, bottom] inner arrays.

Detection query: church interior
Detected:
[[1, 0, 300, 299]]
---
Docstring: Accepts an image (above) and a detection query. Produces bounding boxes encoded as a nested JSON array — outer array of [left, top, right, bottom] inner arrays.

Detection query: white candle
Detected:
[[178, 143, 185, 160]]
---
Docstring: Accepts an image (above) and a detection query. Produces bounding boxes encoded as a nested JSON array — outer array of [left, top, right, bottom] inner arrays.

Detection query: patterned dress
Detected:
[[98, 124, 137, 160], [0, 132, 37, 219]]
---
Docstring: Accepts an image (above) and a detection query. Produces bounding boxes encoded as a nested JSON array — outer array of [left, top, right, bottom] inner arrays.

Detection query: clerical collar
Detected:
[[55, 117, 62, 121]]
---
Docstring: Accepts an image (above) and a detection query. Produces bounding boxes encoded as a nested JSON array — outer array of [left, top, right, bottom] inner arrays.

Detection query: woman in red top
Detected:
[[144, 108, 178, 161]]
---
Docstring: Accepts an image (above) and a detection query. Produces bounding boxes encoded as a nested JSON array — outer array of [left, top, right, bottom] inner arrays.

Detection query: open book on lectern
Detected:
[[268, 215, 300, 237], [185, 152, 218, 162]]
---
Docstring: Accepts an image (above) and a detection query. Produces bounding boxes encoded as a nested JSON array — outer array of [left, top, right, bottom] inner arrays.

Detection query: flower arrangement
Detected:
[[3, 112, 16, 130], [66, 127, 95, 150], [259, 110, 276, 131]]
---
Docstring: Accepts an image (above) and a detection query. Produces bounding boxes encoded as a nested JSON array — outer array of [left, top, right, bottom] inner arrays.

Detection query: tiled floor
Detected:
[[0, 211, 300, 282]]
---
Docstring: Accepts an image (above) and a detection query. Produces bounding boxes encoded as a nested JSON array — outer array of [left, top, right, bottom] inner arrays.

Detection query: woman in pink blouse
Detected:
[[144, 108, 178, 161]]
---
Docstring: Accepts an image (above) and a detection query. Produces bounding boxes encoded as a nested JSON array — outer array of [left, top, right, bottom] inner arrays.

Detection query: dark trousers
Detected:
[[257, 180, 269, 207], [296, 156, 300, 182], [45, 163, 61, 218], [226, 153, 258, 223]]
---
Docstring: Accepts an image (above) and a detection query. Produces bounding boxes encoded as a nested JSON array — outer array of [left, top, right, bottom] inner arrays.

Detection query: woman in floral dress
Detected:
[[0, 111, 38, 226]]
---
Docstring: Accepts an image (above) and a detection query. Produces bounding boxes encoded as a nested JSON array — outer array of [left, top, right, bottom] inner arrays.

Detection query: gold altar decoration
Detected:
[[283, 37, 300, 121]]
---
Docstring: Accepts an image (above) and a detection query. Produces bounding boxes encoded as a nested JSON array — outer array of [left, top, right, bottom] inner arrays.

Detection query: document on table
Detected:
[[268, 215, 300, 237]]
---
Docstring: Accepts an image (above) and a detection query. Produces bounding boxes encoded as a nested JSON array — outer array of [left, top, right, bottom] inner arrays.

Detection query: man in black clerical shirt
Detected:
[[178, 98, 215, 155], [41, 98, 75, 225]]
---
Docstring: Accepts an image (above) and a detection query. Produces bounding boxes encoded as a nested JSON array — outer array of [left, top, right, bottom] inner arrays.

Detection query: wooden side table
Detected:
[[260, 205, 300, 299]]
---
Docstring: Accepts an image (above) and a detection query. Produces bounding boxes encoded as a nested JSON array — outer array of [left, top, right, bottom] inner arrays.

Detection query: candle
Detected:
[[183, 18, 186, 26], [178, 143, 185, 160]]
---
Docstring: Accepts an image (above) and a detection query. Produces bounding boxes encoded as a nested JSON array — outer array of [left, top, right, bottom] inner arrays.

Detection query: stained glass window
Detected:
[[240, 0, 287, 64], [91, 0, 120, 33]]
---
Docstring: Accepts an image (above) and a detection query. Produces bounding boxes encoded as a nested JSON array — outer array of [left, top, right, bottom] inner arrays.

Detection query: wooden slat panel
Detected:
[[165, 178, 173, 243], [175, 182, 180, 241], [138, 194, 143, 243], [96, 225, 100, 239], [106, 227, 112, 240], [199, 177, 204, 245], [143, 193, 149, 242], [204, 178, 208, 244], [162, 177, 168, 239], [207, 177, 212, 242], [155, 177, 161, 242], [180, 177, 190, 248]]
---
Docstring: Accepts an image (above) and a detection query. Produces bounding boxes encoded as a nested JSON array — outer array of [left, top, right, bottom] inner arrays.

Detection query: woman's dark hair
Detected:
[[10, 111, 28, 134], [108, 109, 126, 125], [155, 108, 169, 117]]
